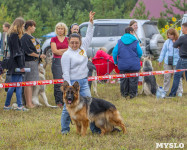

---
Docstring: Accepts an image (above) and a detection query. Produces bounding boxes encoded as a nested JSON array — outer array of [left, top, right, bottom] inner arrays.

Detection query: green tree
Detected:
[[90, 0, 124, 19], [0, 0, 35, 18], [44, 9, 63, 34], [162, 0, 186, 19], [23, 4, 43, 37], [0, 4, 12, 32], [0, 0, 138, 36], [133, 1, 150, 19], [75, 10, 89, 25], [62, 2, 75, 27]]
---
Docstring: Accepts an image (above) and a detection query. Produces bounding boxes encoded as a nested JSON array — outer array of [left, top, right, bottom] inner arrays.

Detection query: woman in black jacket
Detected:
[[4, 17, 27, 111]]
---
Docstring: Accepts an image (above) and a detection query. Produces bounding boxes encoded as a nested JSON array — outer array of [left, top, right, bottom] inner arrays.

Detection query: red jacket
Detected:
[[94, 50, 114, 63]]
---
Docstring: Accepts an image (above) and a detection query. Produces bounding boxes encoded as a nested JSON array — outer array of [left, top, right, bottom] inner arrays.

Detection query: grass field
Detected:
[[0, 62, 186, 150]]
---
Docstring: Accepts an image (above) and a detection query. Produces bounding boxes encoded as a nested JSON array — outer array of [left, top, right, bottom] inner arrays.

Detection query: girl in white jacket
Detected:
[[61, 11, 101, 134]]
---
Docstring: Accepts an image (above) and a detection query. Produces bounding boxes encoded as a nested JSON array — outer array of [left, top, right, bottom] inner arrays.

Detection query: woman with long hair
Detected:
[[158, 28, 183, 97], [129, 20, 142, 44], [4, 17, 27, 111]]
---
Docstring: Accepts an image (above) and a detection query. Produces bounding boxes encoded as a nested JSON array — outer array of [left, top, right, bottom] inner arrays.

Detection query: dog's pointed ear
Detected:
[[141, 56, 145, 61], [61, 81, 69, 92], [72, 81, 80, 91]]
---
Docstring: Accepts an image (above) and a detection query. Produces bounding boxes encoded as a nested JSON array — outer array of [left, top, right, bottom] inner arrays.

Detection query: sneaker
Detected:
[[166, 95, 175, 98], [130, 95, 136, 99], [177, 93, 182, 97], [3, 106, 12, 110], [61, 130, 69, 135], [15, 106, 29, 111]]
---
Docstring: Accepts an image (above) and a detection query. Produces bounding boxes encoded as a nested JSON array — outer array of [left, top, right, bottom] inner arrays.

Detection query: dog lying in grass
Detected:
[[141, 56, 157, 95], [61, 81, 126, 136]]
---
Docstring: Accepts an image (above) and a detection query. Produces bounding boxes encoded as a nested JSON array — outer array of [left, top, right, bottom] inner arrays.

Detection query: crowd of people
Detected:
[[0, 12, 187, 134]]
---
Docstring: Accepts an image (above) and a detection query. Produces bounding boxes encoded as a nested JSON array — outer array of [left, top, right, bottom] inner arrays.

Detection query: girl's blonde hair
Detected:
[[167, 28, 179, 41], [99, 47, 107, 52], [8, 17, 25, 39], [55, 22, 68, 36]]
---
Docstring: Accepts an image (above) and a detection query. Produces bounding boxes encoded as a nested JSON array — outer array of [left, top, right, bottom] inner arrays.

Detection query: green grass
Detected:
[[0, 63, 187, 150]]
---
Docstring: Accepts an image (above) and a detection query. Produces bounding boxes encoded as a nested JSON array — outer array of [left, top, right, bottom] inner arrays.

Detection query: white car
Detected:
[[42, 19, 165, 59]]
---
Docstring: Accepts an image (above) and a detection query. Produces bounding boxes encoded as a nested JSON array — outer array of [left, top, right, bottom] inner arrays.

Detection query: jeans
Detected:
[[5, 74, 23, 107], [163, 64, 183, 94], [61, 78, 101, 133], [169, 58, 187, 96], [51, 58, 63, 104]]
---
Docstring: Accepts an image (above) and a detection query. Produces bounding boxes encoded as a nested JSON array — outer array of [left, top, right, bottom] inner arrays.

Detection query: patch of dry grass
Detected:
[[0, 63, 187, 150]]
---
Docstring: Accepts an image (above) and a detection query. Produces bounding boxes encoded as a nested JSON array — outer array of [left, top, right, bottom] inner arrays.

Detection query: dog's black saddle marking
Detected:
[[144, 76, 157, 94], [80, 96, 116, 115], [89, 97, 116, 115]]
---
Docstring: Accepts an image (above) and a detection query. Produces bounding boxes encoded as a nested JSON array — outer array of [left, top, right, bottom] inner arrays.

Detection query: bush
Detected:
[[158, 18, 167, 29]]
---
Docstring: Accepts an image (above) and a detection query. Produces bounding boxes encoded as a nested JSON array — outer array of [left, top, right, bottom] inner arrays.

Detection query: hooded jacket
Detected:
[[112, 33, 142, 71], [158, 39, 180, 65]]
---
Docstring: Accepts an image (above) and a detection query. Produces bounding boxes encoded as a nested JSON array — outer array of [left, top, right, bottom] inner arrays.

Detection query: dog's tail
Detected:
[[47, 105, 58, 108], [43, 102, 58, 108], [92, 70, 99, 97], [40, 92, 58, 108]]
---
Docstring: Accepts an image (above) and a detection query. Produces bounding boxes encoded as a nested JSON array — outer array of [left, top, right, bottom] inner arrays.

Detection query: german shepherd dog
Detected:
[[61, 81, 126, 136], [141, 57, 157, 95]]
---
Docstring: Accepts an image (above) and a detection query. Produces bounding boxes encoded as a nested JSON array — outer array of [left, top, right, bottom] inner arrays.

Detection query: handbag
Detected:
[[0, 61, 3, 75], [167, 40, 174, 66], [168, 56, 173, 65], [1, 42, 10, 70], [1, 57, 10, 70]]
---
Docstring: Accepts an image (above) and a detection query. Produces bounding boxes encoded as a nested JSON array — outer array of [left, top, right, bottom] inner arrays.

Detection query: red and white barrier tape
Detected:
[[0, 69, 187, 88]]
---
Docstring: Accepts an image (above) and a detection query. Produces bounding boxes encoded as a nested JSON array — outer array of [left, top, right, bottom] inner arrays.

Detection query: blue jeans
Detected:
[[61, 78, 101, 133], [169, 58, 187, 96], [5, 74, 23, 107]]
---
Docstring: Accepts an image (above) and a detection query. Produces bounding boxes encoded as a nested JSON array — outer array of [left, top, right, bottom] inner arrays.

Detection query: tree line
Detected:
[[0, 0, 137, 37], [0, 0, 185, 38]]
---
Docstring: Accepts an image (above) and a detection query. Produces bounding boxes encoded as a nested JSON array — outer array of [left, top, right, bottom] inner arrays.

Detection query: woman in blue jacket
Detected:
[[158, 28, 183, 97], [113, 27, 142, 99]]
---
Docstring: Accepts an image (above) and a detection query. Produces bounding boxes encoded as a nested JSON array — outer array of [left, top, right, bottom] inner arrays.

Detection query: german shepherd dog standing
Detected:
[[61, 81, 126, 136], [32, 63, 57, 107], [141, 57, 157, 95]]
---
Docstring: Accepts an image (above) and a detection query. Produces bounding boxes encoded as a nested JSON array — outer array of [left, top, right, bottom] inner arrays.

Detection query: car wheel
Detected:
[[44, 46, 53, 64]]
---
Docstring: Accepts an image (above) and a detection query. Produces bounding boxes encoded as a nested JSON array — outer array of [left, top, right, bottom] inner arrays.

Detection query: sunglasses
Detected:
[[71, 23, 79, 29]]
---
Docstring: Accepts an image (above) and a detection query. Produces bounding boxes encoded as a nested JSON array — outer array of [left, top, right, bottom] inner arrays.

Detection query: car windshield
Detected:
[[143, 24, 159, 38], [80, 23, 128, 37], [80, 25, 88, 37], [94, 25, 118, 37]]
